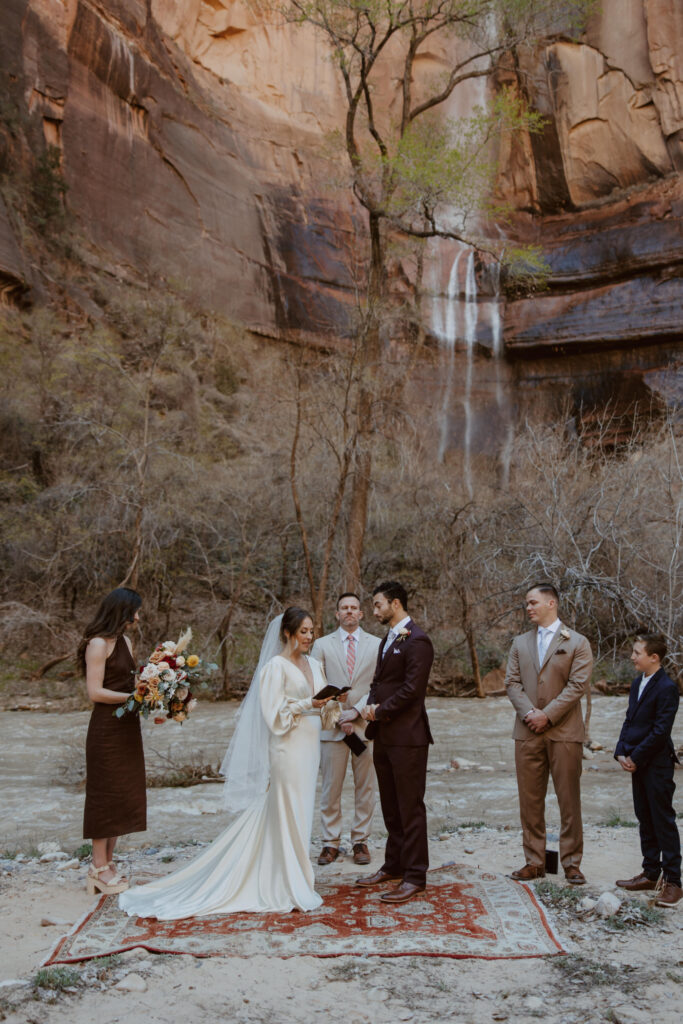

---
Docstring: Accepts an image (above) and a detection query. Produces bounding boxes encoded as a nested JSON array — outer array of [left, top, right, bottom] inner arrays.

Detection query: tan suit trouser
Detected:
[[320, 739, 375, 847], [514, 735, 583, 869]]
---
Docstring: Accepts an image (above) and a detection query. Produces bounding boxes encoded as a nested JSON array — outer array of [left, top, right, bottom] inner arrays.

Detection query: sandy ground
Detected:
[[1, 697, 682, 1024]]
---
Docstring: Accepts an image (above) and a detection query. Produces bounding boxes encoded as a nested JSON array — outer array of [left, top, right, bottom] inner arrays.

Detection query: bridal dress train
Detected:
[[119, 655, 325, 919]]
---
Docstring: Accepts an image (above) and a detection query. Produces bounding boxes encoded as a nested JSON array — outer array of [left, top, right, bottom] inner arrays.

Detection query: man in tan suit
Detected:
[[505, 582, 593, 884], [312, 593, 381, 866]]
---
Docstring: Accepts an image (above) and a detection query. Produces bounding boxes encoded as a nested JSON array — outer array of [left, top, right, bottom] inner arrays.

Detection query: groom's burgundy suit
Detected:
[[365, 620, 434, 886]]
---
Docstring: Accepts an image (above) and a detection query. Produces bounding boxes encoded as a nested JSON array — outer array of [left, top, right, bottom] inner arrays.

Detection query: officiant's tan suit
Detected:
[[312, 627, 381, 851], [505, 622, 593, 872]]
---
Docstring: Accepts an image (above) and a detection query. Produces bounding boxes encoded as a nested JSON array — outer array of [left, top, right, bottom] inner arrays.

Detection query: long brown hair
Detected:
[[76, 587, 142, 675]]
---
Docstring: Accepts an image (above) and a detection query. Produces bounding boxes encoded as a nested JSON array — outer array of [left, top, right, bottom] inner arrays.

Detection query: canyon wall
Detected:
[[0, 1, 681, 433]]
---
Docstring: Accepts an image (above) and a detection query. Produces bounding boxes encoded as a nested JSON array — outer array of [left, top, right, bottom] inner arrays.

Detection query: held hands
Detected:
[[524, 709, 550, 733], [338, 708, 359, 735], [361, 703, 379, 722], [618, 755, 637, 773]]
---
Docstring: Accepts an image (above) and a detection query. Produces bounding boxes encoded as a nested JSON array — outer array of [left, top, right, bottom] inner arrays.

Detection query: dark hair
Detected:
[[373, 581, 408, 610], [77, 587, 142, 675], [279, 606, 313, 644], [526, 582, 559, 603], [337, 592, 361, 608], [635, 633, 667, 662]]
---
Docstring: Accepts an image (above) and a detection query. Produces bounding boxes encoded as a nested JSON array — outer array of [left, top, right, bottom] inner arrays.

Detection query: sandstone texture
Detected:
[[0, 1, 680, 381]]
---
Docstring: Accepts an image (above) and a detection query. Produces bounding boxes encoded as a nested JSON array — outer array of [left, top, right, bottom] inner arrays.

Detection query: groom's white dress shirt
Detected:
[[382, 615, 411, 656]]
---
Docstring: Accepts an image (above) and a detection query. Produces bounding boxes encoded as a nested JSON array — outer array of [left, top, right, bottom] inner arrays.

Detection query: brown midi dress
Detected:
[[83, 634, 147, 840]]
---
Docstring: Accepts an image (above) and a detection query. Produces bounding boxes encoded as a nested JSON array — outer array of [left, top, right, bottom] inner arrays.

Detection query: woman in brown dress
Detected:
[[78, 587, 146, 895]]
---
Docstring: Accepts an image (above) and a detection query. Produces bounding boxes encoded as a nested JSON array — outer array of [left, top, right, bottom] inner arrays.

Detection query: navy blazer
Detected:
[[365, 619, 434, 746], [614, 668, 680, 768]]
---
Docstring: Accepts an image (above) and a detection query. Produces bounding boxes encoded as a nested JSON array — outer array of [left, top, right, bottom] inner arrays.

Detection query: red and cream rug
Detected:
[[44, 864, 565, 964]]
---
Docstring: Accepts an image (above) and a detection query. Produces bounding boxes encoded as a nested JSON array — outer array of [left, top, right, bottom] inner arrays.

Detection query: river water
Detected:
[[2, 696, 677, 853]]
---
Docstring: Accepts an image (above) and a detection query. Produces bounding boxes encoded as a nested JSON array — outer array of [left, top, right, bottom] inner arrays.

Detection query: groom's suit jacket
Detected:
[[365, 619, 434, 746], [614, 668, 680, 768], [505, 622, 593, 742], [311, 628, 381, 742]]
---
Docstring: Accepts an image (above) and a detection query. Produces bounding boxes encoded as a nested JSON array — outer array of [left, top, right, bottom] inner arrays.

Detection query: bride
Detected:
[[119, 607, 335, 919]]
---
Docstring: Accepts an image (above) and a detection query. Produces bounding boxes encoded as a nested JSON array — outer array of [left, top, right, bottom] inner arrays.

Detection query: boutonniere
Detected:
[[396, 628, 411, 643], [560, 629, 571, 641]]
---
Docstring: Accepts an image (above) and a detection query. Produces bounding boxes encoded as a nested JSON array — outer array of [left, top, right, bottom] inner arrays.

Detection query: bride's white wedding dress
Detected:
[[119, 655, 325, 918]]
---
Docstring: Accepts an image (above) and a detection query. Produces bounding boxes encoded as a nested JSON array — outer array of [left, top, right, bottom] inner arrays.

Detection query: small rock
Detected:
[[464, 848, 475, 855], [397, 1013, 413, 1022], [450, 757, 478, 770], [582, 748, 594, 760], [611, 1006, 652, 1024], [56, 858, 80, 870], [478, 765, 495, 771], [578, 896, 597, 912], [525, 996, 544, 1011], [119, 948, 151, 961], [438, 833, 451, 841], [588, 740, 603, 751], [40, 917, 73, 928], [595, 891, 622, 917], [39, 851, 69, 863], [37, 842, 61, 855], [115, 973, 148, 992], [368, 988, 389, 1001]]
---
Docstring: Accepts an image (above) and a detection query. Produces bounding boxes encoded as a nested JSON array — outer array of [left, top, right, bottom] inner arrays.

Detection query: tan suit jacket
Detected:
[[505, 623, 593, 742], [312, 628, 381, 742]]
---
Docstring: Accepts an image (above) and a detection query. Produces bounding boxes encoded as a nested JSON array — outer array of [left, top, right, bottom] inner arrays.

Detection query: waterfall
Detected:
[[463, 251, 477, 499], [489, 260, 513, 487], [437, 250, 464, 462]]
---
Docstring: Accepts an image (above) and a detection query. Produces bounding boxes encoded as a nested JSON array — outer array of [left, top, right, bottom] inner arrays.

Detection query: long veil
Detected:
[[220, 614, 283, 812]]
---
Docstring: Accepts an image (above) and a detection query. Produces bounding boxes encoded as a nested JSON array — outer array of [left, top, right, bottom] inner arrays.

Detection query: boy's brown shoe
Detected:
[[654, 882, 683, 908], [616, 872, 658, 891]]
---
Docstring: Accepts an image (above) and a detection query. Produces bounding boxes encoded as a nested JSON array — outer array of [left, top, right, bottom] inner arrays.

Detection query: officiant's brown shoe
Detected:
[[510, 864, 545, 881], [317, 846, 339, 865], [379, 882, 426, 904], [616, 871, 658, 891], [352, 843, 371, 865], [355, 869, 402, 887], [564, 866, 587, 885]]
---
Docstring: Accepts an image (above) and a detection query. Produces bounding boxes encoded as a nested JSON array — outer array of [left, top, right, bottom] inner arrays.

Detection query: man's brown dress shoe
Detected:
[[379, 882, 426, 904], [510, 864, 545, 881], [317, 846, 339, 865], [355, 868, 402, 887], [616, 871, 658, 891], [654, 882, 683, 908], [564, 866, 586, 885], [352, 843, 371, 865]]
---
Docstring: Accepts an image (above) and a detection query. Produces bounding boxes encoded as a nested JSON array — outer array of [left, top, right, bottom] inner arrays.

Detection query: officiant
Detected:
[[312, 593, 381, 866]]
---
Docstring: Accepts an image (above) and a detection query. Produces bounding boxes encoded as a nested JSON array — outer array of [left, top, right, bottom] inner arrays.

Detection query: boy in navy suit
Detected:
[[614, 633, 681, 907]]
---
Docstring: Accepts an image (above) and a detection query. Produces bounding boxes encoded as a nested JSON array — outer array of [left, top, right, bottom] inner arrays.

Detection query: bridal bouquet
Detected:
[[116, 628, 211, 724]]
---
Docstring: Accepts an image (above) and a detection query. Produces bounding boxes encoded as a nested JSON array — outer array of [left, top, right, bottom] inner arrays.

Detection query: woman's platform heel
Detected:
[[86, 863, 129, 895]]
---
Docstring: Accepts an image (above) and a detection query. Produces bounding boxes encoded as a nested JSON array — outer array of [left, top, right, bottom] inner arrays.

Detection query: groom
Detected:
[[357, 581, 434, 903]]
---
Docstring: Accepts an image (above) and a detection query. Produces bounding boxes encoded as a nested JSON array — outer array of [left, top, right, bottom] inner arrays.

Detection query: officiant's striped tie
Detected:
[[346, 634, 356, 679]]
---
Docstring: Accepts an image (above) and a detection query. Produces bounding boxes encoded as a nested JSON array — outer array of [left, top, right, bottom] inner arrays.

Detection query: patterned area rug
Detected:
[[45, 864, 565, 963]]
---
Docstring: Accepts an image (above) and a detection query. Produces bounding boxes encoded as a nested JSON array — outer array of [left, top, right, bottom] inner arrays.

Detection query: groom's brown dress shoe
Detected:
[[564, 866, 586, 885], [355, 869, 402, 887], [352, 843, 371, 865], [510, 864, 545, 881], [317, 846, 339, 865], [616, 872, 658, 891], [379, 882, 426, 904]]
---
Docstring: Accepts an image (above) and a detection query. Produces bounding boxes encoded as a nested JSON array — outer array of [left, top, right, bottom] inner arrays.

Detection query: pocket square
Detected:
[[393, 648, 401, 654]]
